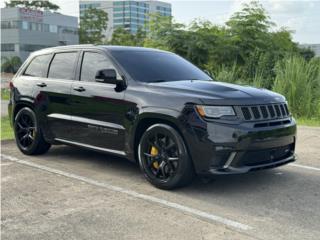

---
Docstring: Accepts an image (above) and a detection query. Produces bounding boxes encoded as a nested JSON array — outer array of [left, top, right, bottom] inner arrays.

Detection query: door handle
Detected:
[[73, 86, 86, 92], [36, 82, 47, 87]]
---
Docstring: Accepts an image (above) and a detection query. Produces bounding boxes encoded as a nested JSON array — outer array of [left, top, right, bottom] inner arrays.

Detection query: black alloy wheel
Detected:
[[14, 107, 51, 155], [15, 110, 35, 150], [138, 124, 194, 189]]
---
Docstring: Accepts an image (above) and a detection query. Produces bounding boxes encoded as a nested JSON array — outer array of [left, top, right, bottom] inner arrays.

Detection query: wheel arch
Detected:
[[131, 110, 191, 165], [12, 101, 35, 123]]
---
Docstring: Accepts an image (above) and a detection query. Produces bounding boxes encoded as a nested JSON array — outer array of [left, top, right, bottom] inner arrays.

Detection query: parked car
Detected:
[[8, 45, 296, 189]]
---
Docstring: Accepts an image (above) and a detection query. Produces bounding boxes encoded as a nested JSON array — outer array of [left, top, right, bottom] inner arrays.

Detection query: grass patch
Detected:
[[1, 88, 10, 100], [1, 116, 14, 140], [297, 118, 320, 127]]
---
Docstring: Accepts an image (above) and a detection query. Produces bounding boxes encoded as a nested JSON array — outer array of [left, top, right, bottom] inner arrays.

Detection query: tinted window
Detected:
[[80, 52, 120, 82], [111, 51, 212, 83], [48, 52, 78, 80], [24, 54, 52, 77]]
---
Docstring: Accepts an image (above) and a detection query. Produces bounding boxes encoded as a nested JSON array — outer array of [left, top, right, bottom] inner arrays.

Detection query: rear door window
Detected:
[[48, 52, 78, 80], [24, 54, 52, 77]]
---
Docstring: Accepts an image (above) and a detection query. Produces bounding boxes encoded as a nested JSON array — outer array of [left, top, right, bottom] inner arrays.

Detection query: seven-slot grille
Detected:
[[239, 103, 290, 121]]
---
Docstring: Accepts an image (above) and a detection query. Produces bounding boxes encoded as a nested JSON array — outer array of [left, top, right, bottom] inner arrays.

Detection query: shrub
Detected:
[[1, 56, 22, 73], [273, 56, 320, 119]]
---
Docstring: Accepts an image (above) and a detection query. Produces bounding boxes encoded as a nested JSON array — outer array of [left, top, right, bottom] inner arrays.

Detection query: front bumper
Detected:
[[183, 115, 297, 175], [208, 153, 295, 175]]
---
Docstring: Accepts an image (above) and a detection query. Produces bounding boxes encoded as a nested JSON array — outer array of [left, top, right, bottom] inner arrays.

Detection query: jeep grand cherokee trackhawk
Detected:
[[8, 45, 296, 189]]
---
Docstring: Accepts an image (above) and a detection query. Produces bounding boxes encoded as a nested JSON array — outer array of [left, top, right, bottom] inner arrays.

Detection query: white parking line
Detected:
[[290, 163, 320, 172], [1, 153, 252, 231], [0, 162, 13, 166]]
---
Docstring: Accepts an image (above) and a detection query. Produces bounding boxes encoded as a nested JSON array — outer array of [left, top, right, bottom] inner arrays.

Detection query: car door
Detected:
[[69, 50, 127, 153], [39, 51, 79, 140]]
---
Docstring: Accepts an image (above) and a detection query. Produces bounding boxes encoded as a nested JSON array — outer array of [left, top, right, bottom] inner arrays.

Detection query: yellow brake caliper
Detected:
[[150, 146, 159, 169]]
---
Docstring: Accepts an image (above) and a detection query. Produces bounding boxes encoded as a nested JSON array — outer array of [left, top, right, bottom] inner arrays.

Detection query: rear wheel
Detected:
[[14, 107, 51, 155], [138, 124, 194, 189]]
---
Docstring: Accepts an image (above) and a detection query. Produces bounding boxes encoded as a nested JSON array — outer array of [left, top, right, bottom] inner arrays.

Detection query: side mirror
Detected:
[[95, 69, 117, 84]]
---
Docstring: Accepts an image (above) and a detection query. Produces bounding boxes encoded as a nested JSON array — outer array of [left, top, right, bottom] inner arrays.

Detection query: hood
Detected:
[[147, 80, 286, 105]]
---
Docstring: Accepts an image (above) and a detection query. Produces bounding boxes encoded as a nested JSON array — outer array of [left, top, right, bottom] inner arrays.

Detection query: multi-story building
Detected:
[[1, 7, 79, 61], [79, 0, 172, 40]]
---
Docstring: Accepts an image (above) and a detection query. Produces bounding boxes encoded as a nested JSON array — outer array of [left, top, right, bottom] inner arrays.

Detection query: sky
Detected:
[[1, 0, 319, 44]]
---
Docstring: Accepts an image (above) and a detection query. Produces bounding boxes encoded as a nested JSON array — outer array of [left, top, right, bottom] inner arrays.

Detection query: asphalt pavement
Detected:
[[1, 126, 320, 240]]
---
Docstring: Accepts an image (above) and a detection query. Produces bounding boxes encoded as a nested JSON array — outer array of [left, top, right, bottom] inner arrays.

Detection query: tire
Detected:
[[138, 124, 194, 190], [14, 107, 51, 155]]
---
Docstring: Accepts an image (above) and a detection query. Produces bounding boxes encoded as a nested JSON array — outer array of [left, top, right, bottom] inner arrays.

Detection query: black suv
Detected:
[[9, 45, 296, 189]]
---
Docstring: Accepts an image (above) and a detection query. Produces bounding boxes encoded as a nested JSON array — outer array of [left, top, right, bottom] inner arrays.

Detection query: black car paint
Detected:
[[9, 45, 296, 175]]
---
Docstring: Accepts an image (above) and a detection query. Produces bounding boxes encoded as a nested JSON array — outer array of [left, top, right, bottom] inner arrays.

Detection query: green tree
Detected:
[[226, 1, 275, 64], [5, 0, 60, 11], [186, 20, 236, 69], [109, 28, 146, 46], [1, 56, 22, 73], [79, 8, 108, 44], [144, 14, 186, 52]]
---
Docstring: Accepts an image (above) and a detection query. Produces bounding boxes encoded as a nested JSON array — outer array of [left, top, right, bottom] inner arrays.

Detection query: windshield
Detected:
[[111, 50, 212, 83]]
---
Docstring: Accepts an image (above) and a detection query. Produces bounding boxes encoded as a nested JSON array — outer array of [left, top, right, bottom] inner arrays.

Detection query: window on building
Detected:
[[114, 7, 123, 12], [1, 21, 10, 29], [114, 13, 124, 18], [20, 44, 49, 52], [59, 26, 77, 35], [49, 25, 58, 33], [114, 19, 124, 23], [130, 6, 137, 11], [1, 20, 21, 29], [22, 21, 29, 30], [1, 44, 15, 52], [80, 52, 120, 82], [24, 54, 52, 77], [12, 20, 20, 29], [114, 1, 124, 6], [48, 52, 78, 80], [30, 23, 36, 31], [43, 24, 49, 32]]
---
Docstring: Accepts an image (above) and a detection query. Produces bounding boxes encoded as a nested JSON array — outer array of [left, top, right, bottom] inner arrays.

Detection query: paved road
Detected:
[[1, 127, 320, 240]]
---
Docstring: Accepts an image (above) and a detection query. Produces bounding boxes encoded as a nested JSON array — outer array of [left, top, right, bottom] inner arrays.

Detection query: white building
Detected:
[[1, 7, 79, 61], [79, 0, 172, 40]]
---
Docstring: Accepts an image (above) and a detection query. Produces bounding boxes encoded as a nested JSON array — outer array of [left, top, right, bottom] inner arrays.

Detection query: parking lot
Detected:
[[1, 126, 320, 240]]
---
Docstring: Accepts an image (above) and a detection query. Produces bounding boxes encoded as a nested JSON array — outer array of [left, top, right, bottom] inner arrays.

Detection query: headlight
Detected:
[[196, 105, 235, 118]]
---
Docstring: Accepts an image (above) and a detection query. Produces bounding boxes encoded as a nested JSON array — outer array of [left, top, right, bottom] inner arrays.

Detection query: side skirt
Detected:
[[54, 138, 127, 157]]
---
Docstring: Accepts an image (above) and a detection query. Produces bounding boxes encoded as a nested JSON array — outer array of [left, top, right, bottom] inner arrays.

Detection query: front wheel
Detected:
[[14, 107, 51, 155], [138, 124, 194, 190]]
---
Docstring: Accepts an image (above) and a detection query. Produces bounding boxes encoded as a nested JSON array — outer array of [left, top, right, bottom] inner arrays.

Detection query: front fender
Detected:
[[126, 106, 186, 160]]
